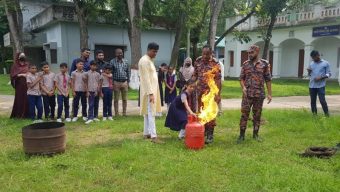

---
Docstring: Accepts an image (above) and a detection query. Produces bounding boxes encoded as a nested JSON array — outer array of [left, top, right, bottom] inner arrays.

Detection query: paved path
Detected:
[[1, 95, 339, 115]]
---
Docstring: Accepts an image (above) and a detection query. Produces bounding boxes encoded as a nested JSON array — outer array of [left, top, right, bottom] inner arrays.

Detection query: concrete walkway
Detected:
[[1, 95, 339, 115]]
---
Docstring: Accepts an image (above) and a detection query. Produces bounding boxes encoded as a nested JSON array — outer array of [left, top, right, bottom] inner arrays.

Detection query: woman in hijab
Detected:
[[10, 52, 30, 118], [178, 57, 194, 89]]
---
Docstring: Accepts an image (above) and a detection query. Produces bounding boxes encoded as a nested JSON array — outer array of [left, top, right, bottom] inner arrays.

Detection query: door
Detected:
[[241, 50, 248, 66], [269, 50, 273, 75], [298, 49, 304, 78]]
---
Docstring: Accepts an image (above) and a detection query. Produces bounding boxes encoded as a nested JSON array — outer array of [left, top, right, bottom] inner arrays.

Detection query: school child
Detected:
[[41, 61, 56, 120], [165, 80, 196, 139], [71, 59, 87, 122], [101, 65, 114, 121], [54, 63, 71, 123], [84, 61, 102, 124], [26, 64, 43, 123], [164, 66, 177, 109]]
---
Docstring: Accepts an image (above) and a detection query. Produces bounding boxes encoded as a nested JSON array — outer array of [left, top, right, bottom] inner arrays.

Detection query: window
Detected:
[[229, 51, 234, 67], [51, 49, 57, 64]]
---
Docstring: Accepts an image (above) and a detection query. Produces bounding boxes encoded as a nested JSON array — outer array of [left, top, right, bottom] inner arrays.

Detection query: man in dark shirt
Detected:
[[110, 48, 130, 116], [93, 50, 109, 74], [192, 45, 222, 144], [70, 48, 91, 74], [238, 45, 272, 143]]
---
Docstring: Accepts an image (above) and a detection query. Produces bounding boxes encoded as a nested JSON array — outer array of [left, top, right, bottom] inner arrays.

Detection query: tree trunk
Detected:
[[74, 0, 89, 49], [207, 0, 223, 50], [190, 1, 209, 60], [214, 8, 256, 49], [169, 11, 185, 68], [262, 14, 276, 60], [3, 0, 23, 54], [126, 0, 144, 68]]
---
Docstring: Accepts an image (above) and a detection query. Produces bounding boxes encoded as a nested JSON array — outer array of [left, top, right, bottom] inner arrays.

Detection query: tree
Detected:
[[72, 0, 107, 49], [126, 0, 145, 68], [214, 5, 257, 48], [2, 0, 23, 54], [259, 0, 307, 59], [207, 0, 223, 49]]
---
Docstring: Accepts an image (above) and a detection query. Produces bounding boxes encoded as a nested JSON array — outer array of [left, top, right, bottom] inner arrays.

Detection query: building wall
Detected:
[[42, 22, 175, 72], [21, 0, 52, 30], [224, 23, 340, 79]]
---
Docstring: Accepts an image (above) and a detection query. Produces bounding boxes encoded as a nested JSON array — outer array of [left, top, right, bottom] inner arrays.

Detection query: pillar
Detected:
[[272, 46, 281, 78], [303, 44, 314, 77]]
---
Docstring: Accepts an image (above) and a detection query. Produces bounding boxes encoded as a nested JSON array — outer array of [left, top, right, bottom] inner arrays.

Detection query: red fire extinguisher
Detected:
[[185, 114, 205, 150]]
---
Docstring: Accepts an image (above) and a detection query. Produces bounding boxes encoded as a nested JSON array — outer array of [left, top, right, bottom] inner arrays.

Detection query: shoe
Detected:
[[143, 135, 151, 139], [82, 117, 88, 121], [253, 129, 262, 142], [56, 118, 62, 123], [151, 137, 164, 144], [35, 119, 44, 123], [237, 129, 246, 144], [85, 119, 93, 124], [205, 129, 214, 144], [65, 118, 71, 122], [178, 129, 185, 139], [108, 117, 113, 121], [72, 117, 78, 122], [93, 118, 100, 122], [33, 120, 39, 123], [102, 117, 107, 121]]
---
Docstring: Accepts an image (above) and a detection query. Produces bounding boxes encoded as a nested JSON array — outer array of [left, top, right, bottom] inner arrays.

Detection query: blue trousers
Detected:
[[102, 87, 113, 117], [28, 95, 43, 120], [57, 94, 70, 119], [42, 95, 56, 119], [309, 87, 329, 116], [73, 91, 87, 117], [88, 92, 99, 120]]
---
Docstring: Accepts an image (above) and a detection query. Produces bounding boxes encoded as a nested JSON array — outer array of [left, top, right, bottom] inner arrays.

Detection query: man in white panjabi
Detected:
[[138, 42, 163, 144]]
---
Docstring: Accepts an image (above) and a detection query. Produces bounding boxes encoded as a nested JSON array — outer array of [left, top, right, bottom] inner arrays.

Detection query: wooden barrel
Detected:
[[22, 122, 66, 155]]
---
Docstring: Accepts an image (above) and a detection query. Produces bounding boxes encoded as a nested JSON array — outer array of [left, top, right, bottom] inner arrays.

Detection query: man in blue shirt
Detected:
[[69, 48, 91, 75], [307, 50, 331, 116]]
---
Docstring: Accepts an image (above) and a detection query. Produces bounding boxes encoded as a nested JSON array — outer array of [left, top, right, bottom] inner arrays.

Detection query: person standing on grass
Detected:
[[165, 79, 196, 139], [10, 52, 29, 119], [164, 66, 177, 109], [192, 45, 222, 144], [84, 61, 102, 124], [70, 48, 91, 74], [307, 50, 331, 117], [110, 48, 130, 117], [238, 45, 272, 143], [101, 65, 114, 121], [26, 64, 44, 123], [55, 63, 71, 123], [71, 60, 87, 122], [138, 42, 163, 144], [40, 62, 56, 121], [158, 63, 168, 107]]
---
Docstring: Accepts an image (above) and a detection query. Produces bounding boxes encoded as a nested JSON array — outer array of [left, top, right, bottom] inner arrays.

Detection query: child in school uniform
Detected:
[[101, 65, 114, 121], [71, 59, 87, 122], [41, 61, 56, 120], [26, 64, 44, 123], [55, 63, 71, 123], [84, 61, 102, 124], [165, 79, 196, 139], [164, 66, 177, 109]]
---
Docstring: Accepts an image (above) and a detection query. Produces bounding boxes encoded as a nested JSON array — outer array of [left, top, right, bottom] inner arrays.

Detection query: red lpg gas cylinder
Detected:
[[185, 115, 205, 150]]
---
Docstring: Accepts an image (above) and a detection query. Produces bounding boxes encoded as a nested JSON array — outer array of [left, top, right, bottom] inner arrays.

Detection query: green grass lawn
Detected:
[[1, 75, 339, 99], [0, 109, 339, 191]]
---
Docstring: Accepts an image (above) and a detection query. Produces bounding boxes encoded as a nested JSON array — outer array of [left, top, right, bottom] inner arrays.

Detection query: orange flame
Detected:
[[198, 65, 220, 125]]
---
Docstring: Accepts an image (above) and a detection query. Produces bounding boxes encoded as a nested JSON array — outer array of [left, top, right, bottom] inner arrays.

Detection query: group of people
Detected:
[[10, 48, 130, 125], [9, 41, 332, 145]]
